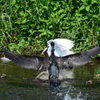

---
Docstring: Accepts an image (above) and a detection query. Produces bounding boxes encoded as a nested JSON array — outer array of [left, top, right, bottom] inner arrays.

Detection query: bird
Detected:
[[41, 38, 74, 57], [48, 42, 61, 87], [40, 38, 75, 81], [1, 43, 100, 87]]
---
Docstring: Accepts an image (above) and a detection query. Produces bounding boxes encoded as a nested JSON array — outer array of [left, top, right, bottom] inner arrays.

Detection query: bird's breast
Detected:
[[49, 64, 59, 77]]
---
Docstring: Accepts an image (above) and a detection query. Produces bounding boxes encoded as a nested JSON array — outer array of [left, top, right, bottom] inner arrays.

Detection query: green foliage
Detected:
[[0, 0, 100, 53]]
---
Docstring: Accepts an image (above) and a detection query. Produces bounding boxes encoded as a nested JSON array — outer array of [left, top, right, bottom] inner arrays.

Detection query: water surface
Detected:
[[0, 56, 100, 100]]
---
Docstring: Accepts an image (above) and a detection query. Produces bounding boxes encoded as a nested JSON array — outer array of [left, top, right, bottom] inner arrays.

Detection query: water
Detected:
[[0, 55, 100, 100]]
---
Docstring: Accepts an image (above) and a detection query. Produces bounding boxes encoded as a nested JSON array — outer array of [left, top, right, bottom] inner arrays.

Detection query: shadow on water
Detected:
[[0, 53, 100, 100]]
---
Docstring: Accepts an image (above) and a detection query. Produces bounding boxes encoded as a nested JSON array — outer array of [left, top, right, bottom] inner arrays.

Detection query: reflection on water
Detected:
[[0, 56, 100, 99]]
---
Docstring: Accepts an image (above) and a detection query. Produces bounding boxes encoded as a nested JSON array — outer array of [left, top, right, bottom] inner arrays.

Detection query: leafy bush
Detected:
[[0, 0, 100, 53]]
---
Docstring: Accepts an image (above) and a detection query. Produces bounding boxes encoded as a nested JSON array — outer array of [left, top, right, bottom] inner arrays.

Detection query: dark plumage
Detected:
[[2, 45, 100, 87], [48, 42, 61, 87]]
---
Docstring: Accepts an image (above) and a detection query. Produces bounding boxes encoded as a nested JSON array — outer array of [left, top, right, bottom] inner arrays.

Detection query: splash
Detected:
[[64, 86, 85, 100]]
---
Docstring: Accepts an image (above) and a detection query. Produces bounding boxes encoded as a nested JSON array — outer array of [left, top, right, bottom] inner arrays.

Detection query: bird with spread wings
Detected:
[[1, 39, 100, 87]]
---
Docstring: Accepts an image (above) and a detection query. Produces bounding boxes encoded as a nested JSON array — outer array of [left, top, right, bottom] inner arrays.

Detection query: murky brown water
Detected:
[[0, 55, 100, 100]]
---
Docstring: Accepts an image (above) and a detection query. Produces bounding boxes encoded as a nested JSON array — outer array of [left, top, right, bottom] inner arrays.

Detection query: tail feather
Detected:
[[50, 78, 61, 87]]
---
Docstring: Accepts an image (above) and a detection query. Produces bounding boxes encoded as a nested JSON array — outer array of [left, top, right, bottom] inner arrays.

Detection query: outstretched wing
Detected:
[[68, 54, 92, 68], [4, 50, 50, 71], [3, 45, 100, 70], [57, 45, 100, 69], [86, 45, 100, 57]]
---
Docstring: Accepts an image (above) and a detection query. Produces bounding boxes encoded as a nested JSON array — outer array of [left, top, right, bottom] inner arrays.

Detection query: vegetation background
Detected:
[[0, 0, 100, 54]]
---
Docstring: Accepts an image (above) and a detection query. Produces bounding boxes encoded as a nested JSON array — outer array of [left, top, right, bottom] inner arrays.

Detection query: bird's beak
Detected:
[[41, 46, 49, 55]]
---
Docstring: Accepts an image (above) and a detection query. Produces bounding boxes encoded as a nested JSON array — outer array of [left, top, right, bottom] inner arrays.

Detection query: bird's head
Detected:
[[41, 42, 55, 55], [50, 42, 55, 47]]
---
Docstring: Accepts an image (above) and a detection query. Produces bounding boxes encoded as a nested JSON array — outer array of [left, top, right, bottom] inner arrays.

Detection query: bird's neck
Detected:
[[51, 47, 55, 64]]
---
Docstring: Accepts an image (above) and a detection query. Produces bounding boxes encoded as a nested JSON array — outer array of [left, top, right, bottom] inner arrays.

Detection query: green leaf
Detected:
[[49, 25, 53, 28], [79, 5, 85, 11], [22, 18, 27, 23], [30, 0, 35, 1], [91, 0, 97, 4], [19, 11, 25, 16], [86, 6, 90, 12], [93, 15, 98, 18]]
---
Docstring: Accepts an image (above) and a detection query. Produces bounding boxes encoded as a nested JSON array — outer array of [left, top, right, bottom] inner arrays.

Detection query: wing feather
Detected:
[[57, 45, 100, 69], [4, 50, 45, 70], [86, 45, 100, 57], [68, 54, 92, 68]]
